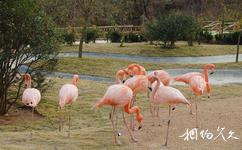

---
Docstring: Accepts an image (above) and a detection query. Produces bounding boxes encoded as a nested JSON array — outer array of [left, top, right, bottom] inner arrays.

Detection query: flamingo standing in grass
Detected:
[[174, 64, 216, 98], [147, 70, 173, 116], [22, 73, 41, 138], [149, 72, 192, 146], [95, 84, 143, 145], [58, 74, 79, 137], [189, 75, 206, 128], [115, 68, 129, 84]]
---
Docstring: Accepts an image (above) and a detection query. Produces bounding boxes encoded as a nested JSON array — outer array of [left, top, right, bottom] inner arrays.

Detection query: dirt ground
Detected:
[[0, 79, 241, 150], [123, 96, 242, 150]]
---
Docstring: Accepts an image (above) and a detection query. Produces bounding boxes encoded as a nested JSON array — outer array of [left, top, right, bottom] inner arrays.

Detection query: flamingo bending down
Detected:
[[189, 75, 206, 128], [22, 73, 41, 138], [174, 64, 216, 98], [58, 74, 79, 137], [95, 84, 143, 144], [149, 72, 192, 146]]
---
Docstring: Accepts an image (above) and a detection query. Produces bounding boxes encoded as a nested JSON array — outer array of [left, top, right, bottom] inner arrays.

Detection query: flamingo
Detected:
[[147, 70, 173, 116], [149, 72, 192, 146], [189, 75, 206, 128], [94, 84, 143, 145], [22, 73, 41, 138], [174, 63, 216, 98], [127, 63, 147, 76], [115, 68, 129, 84], [58, 74, 79, 137]]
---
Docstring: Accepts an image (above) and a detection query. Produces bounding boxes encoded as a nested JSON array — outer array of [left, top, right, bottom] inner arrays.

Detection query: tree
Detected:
[[0, 0, 59, 115], [145, 12, 198, 48], [235, 18, 242, 63]]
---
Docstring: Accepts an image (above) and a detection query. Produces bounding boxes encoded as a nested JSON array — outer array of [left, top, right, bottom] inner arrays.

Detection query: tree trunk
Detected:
[[79, 36, 83, 58], [0, 89, 7, 115], [236, 31, 241, 63], [188, 40, 193, 46]]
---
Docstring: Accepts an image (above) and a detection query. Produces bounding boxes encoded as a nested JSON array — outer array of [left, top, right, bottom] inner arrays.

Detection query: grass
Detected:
[[53, 57, 242, 78], [0, 78, 242, 149], [61, 41, 239, 57]]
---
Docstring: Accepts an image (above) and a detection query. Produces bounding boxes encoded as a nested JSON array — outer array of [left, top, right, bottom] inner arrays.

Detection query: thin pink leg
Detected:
[[164, 105, 171, 146], [122, 111, 138, 142]]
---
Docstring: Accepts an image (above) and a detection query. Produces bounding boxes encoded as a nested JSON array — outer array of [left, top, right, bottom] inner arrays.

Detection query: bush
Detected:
[[145, 12, 198, 48], [62, 32, 75, 45], [124, 33, 145, 42], [108, 31, 122, 42], [215, 32, 242, 44], [197, 29, 213, 43], [82, 28, 98, 43]]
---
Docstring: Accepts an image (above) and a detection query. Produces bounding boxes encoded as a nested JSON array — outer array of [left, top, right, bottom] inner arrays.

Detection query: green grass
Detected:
[[53, 57, 242, 78], [61, 41, 238, 57], [0, 78, 242, 149]]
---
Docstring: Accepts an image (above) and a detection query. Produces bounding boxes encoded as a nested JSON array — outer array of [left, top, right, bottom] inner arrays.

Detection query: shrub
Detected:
[[82, 28, 98, 43], [108, 31, 122, 43], [197, 29, 213, 43], [215, 32, 242, 44], [62, 32, 75, 45], [124, 33, 145, 42], [145, 12, 198, 48]]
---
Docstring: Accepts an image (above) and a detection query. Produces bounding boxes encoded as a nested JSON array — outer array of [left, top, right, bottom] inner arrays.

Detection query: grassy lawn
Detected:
[[0, 78, 242, 149], [53, 57, 242, 78], [61, 41, 239, 57]]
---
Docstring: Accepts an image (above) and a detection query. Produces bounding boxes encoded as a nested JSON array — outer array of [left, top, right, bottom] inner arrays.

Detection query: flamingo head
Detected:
[[205, 64, 216, 75], [72, 74, 79, 85], [137, 113, 143, 130]]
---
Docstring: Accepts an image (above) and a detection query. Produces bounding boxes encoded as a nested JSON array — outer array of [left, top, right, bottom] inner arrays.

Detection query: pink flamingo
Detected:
[[147, 70, 172, 86], [22, 73, 41, 138], [147, 70, 173, 116], [123, 75, 150, 130], [115, 68, 129, 84], [189, 75, 206, 128], [58, 74, 79, 136], [174, 64, 216, 98], [127, 63, 147, 76], [95, 84, 143, 144], [149, 72, 192, 146]]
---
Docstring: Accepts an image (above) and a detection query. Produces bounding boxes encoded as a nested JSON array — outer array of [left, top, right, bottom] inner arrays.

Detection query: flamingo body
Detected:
[[59, 84, 78, 108], [124, 75, 149, 94], [147, 70, 172, 86], [189, 75, 206, 96], [22, 88, 41, 107]]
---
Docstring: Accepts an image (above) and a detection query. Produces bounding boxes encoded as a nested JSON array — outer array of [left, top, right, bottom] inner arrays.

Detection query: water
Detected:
[[19, 66, 242, 85], [58, 52, 242, 64]]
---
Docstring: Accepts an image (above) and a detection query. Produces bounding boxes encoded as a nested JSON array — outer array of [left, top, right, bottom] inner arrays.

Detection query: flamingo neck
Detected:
[[25, 78, 31, 88], [72, 79, 77, 86], [203, 67, 209, 82], [150, 78, 160, 101], [124, 103, 143, 128]]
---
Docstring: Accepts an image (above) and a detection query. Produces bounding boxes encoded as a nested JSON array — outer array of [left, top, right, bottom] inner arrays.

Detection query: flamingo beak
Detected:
[[129, 75, 133, 77], [209, 71, 214, 75], [138, 125, 142, 130], [148, 87, 152, 92], [122, 80, 126, 83]]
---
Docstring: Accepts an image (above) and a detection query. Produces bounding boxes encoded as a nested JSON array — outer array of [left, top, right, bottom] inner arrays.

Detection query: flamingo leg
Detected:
[[130, 94, 135, 131], [195, 96, 198, 128], [58, 106, 62, 132], [156, 106, 161, 126], [68, 105, 72, 137], [111, 107, 119, 144], [30, 107, 34, 140], [122, 111, 138, 142], [164, 105, 171, 147]]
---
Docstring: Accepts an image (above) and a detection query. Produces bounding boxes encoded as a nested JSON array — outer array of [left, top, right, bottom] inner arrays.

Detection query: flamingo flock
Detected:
[[21, 63, 215, 146]]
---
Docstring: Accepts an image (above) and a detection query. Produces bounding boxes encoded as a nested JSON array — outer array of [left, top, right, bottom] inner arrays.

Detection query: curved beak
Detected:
[[148, 87, 152, 92], [209, 71, 214, 75], [138, 125, 142, 130], [122, 80, 126, 83]]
